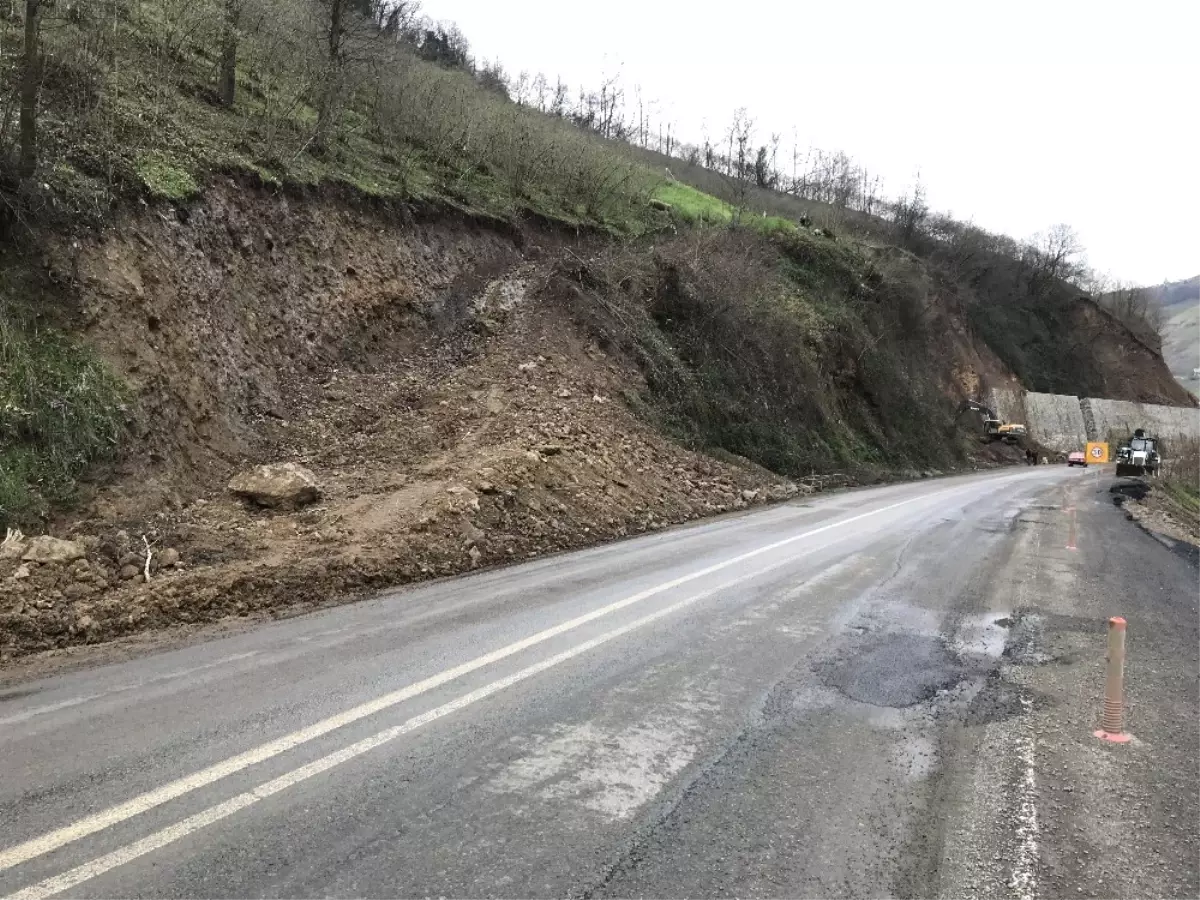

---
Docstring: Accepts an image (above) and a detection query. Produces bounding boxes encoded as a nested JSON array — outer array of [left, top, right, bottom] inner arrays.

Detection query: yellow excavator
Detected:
[[957, 400, 1028, 444]]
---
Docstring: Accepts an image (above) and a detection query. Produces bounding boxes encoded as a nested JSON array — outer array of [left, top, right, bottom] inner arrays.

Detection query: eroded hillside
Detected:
[[1, 181, 1029, 659]]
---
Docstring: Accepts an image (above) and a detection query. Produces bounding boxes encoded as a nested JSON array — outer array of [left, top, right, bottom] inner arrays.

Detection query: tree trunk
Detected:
[[218, 0, 239, 107], [17, 0, 41, 179], [314, 0, 345, 154]]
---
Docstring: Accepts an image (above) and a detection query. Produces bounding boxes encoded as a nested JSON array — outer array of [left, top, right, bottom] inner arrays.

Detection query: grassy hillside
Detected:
[[0, 0, 661, 233]]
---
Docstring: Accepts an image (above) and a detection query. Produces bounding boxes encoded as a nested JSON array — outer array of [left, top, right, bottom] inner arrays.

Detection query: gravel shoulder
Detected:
[[935, 469, 1199, 899]]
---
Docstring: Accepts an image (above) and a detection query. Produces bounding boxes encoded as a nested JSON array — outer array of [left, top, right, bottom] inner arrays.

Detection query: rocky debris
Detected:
[[21, 536, 87, 565], [228, 463, 322, 509], [765, 481, 805, 502], [0, 270, 829, 663]]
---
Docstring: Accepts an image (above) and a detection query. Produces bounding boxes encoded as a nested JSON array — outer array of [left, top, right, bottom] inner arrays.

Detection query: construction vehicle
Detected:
[[1115, 429, 1162, 477], [957, 400, 1028, 444]]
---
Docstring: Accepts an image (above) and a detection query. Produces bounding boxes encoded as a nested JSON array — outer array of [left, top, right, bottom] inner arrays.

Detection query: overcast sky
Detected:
[[434, 0, 1197, 287]]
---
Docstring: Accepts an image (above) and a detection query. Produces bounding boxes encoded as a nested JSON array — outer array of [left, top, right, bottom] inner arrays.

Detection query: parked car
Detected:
[[1067, 450, 1087, 467]]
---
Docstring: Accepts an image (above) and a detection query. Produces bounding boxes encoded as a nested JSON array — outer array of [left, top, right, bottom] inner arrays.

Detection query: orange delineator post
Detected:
[[1094, 616, 1132, 743]]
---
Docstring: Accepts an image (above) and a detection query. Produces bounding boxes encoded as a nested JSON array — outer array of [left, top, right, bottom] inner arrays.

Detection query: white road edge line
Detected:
[[1010, 693, 1040, 900], [0, 652, 263, 728], [0, 483, 968, 878], [0, 696, 103, 728]]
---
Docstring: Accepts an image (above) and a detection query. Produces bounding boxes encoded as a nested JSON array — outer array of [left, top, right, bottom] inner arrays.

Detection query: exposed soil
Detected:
[[1066, 298, 1198, 407], [1, 183, 1027, 664], [3, 185, 819, 661]]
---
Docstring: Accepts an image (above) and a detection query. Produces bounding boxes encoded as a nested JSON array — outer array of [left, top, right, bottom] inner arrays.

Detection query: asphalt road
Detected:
[[1, 467, 1196, 899]]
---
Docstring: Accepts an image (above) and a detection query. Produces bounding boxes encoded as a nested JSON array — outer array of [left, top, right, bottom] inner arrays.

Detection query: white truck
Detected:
[[1115, 429, 1161, 477]]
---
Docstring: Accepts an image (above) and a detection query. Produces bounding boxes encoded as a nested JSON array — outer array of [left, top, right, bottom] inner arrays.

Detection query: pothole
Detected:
[[958, 672, 1035, 726], [815, 633, 967, 708]]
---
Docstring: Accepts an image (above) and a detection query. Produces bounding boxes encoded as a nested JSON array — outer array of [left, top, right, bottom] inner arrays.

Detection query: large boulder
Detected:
[[21, 535, 87, 564], [228, 463, 322, 509]]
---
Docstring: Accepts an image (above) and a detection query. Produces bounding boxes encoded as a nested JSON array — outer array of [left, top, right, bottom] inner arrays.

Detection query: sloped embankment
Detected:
[[2, 184, 1010, 661]]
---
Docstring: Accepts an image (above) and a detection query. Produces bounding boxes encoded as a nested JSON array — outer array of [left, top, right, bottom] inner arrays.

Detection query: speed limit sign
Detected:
[[1086, 442, 1109, 463]]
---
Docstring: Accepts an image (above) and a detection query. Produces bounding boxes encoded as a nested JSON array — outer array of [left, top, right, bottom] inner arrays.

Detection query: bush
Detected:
[[1160, 438, 1199, 517], [548, 229, 962, 479], [0, 300, 126, 528]]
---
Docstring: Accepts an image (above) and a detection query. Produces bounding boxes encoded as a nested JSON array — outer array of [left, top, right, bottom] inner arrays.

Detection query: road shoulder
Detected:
[[936, 473, 1199, 899]]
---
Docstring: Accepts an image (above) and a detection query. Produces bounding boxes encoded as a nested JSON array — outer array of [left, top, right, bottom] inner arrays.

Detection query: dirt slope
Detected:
[[1153, 275, 1200, 397], [3, 186, 814, 659], [1, 183, 1029, 662], [1064, 298, 1197, 407]]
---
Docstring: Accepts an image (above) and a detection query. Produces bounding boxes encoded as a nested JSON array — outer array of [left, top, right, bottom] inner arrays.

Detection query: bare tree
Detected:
[[313, 0, 380, 153], [510, 69, 530, 106], [727, 108, 753, 181], [17, 0, 43, 178], [532, 72, 548, 112], [1035, 223, 1085, 283], [1091, 277, 1164, 340], [313, 0, 349, 153], [892, 174, 928, 244], [218, 0, 242, 107], [550, 76, 568, 117]]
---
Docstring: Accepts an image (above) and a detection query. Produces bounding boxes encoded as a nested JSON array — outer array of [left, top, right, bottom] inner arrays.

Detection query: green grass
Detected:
[[134, 151, 200, 200], [1162, 481, 1200, 515], [0, 300, 127, 528], [654, 182, 798, 236]]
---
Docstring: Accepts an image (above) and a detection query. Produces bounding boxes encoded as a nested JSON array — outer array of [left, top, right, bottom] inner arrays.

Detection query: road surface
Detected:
[[1, 467, 1196, 898]]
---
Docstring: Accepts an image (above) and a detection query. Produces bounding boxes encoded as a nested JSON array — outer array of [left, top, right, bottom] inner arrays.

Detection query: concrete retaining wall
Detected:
[[1024, 392, 1088, 452], [1083, 399, 1200, 443], [1017, 390, 1199, 452], [988, 387, 1027, 427]]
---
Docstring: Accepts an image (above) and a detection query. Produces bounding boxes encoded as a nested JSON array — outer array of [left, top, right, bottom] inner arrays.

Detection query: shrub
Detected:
[[0, 298, 126, 527]]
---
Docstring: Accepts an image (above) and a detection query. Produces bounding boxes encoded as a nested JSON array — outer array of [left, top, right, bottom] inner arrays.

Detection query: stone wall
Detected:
[[1018, 391, 1199, 452], [1023, 392, 1088, 452], [1083, 399, 1200, 444]]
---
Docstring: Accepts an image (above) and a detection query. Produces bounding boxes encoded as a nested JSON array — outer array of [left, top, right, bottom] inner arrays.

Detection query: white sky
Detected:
[[434, 0, 1198, 286]]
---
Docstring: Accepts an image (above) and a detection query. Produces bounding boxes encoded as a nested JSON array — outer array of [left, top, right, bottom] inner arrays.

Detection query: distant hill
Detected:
[[1150, 276, 1200, 396]]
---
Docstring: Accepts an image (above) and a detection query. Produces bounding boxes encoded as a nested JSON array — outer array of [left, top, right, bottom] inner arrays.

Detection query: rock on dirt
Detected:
[[21, 536, 87, 565], [228, 463, 322, 509]]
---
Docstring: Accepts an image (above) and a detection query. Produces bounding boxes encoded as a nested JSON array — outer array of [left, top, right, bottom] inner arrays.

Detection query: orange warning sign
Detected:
[[1086, 442, 1109, 463]]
